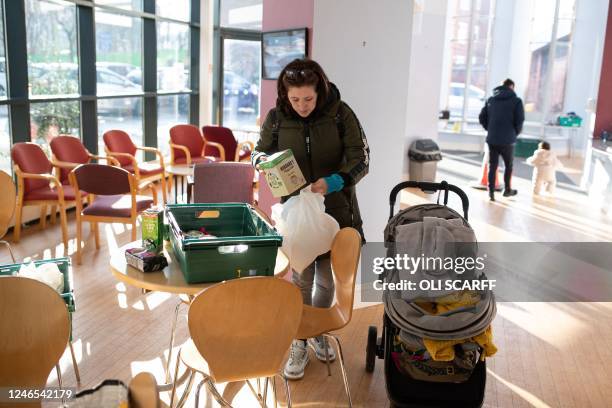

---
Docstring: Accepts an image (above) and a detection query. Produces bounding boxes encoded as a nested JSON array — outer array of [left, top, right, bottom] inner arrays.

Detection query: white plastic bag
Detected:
[[272, 188, 340, 273], [18, 262, 64, 294]]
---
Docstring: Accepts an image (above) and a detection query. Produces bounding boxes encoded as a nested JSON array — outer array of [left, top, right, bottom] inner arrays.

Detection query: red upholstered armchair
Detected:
[[11, 143, 82, 249], [169, 124, 223, 165], [69, 164, 154, 264], [202, 125, 254, 162], [50, 135, 119, 184], [103, 129, 166, 204]]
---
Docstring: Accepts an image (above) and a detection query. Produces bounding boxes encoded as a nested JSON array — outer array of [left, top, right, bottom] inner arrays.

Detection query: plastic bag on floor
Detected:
[[272, 188, 339, 273]]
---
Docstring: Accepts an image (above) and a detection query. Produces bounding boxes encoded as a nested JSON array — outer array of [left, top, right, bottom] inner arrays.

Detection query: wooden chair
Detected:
[[202, 125, 254, 162], [192, 162, 255, 204], [294, 227, 362, 407], [69, 164, 154, 264], [0, 171, 16, 262], [11, 143, 81, 249], [170, 277, 303, 408], [169, 124, 223, 164], [50, 135, 119, 184], [0, 276, 71, 408], [128, 372, 161, 408], [103, 129, 167, 204]]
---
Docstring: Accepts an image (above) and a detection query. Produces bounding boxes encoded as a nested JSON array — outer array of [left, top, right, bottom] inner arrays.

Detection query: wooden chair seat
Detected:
[[82, 195, 154, 218]]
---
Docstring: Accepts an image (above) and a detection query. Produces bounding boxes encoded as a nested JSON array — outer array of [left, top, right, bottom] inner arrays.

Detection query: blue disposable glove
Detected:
[[323, 173, 344, 194]]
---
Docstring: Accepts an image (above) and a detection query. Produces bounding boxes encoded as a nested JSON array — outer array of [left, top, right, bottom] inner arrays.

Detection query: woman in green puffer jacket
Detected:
[[251, 58, 370, 381]]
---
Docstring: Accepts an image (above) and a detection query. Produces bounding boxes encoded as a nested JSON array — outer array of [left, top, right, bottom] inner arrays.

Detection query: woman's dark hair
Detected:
[[502, 78, 515, 88], [540, 141, 551, 150], [277, 58, 330, 115]]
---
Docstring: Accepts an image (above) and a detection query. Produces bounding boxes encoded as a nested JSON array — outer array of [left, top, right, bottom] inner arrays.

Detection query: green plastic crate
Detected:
[[166, 203, 283, 283], [515, 137, 541, 158], [558, 116, 582, 127]]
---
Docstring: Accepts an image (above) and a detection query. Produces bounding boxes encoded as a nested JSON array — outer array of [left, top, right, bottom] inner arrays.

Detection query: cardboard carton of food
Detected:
[[259, 149, 307, 197]]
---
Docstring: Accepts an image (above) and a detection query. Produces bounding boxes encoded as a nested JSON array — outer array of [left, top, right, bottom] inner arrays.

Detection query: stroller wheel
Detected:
[[365, 325, 377, 372]]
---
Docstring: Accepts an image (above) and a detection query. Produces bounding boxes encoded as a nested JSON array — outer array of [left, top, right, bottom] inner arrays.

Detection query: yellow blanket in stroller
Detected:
[[423, 325, 497, 361]]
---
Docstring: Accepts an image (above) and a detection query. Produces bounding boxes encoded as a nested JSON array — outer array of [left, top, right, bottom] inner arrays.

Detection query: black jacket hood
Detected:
[[492, 85, 516, 100]]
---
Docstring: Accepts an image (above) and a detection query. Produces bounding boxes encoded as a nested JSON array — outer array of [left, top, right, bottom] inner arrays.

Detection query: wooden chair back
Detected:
[[188, 277, 302, 383], [0, 277, 70, 391], [128, 372, 159, 408], [331, 227, 362, 324], [0, 171, 16, 239]]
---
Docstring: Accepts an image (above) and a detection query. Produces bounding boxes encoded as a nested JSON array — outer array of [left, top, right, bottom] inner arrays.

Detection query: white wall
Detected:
[[313, 0, 414, 241], [404, 0, 448, 180], [564, 0, 609, 123]]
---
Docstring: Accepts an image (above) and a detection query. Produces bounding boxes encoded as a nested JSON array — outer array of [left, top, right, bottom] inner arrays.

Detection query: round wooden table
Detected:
[[110, 240, 290, 295], [110, 239, 290, 391]]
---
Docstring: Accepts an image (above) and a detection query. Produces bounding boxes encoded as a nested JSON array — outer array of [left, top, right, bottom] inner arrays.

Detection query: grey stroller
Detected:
[[365, 181, 496, 408]]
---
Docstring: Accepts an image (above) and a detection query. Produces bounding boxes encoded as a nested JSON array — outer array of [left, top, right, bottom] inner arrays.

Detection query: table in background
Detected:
[[165, 165, 194, 204]]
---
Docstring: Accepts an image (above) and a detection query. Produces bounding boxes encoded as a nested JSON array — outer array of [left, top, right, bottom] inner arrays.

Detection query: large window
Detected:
[[0, 106, 9, 175], [98, 97, 143, 159], [220, 0, 263, 30], [444, 0, 494, 132], [221, 39, 260, 131], [158, 95, 189, 155], [95, 11, 142, 95], [157, 22, 190, 92], [1, 0, 199, 175], [217, 0, 262, 131], [524, 0, 576, 122]]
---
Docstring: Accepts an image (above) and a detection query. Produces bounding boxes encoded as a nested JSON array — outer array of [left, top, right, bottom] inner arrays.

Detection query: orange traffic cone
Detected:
[[471, 149, 502, 191]]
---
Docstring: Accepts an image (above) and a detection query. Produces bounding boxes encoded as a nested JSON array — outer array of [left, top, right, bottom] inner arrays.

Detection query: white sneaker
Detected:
[[284, 340, 309, 380], [308, 336, 336, 362]]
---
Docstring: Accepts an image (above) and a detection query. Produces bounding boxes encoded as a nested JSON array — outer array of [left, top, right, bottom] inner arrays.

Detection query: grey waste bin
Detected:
[[408, 139, 442, 182]]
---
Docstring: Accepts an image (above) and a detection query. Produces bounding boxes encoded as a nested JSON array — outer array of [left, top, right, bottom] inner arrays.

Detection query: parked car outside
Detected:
[[223, 70, 258, 114], [447, 82, 486, 119]]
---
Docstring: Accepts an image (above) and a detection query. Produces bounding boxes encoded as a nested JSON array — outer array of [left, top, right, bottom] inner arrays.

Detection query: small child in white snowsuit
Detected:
[[526, 141, 562, 195]]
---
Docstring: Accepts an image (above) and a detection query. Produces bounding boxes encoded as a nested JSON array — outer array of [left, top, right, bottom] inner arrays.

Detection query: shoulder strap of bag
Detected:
[[271, 109, 280, 149]]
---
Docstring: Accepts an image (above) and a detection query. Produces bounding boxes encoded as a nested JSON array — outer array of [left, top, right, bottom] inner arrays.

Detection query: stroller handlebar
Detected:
[[389, 180, 469, 220]]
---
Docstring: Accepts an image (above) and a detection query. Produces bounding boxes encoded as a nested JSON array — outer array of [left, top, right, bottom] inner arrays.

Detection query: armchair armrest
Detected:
[[89, 154, 120, 166], [17, 171, 67, 200], [204, 141, 226, 161], [169, 143, 192, 165], [106, 150, 140, 177], [235, 141, 255, 162], [51, 159, 82, 170], [136, 146, 165, 168]]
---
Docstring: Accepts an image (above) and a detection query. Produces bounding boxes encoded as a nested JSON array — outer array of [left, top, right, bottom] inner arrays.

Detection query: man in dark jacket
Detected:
[[479, 78, 525, 201]]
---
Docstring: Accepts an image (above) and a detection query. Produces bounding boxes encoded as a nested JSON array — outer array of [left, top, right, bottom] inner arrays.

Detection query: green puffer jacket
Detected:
[[252, 84, 370, 239]]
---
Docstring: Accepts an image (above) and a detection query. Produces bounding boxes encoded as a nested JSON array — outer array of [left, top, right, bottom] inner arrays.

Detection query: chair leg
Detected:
[[325, 334, 352, 408], [13, 201, 23, 243], [167, 175, 173, 194], [169, 349, 182, 408], [175, 371, 195, 408], [205, 379, 233, 407], [272, 376, 277, 408], [194, 378, 207, 408], [40, 205, 48, 229], [281, 374, 292, 408], [76, 216, 82, 265], [55, 364, 63, 389], [131, 221, 137, 241], [0, 241, 16, 263], [59, 204, 68, 250], [160, 176, 168, 204], [92, 222, 100, 249], [165, 300, 184, 384], [50, 204, 57, 225], [324, 336, 332, 376], [68, 341, 80, 383]]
